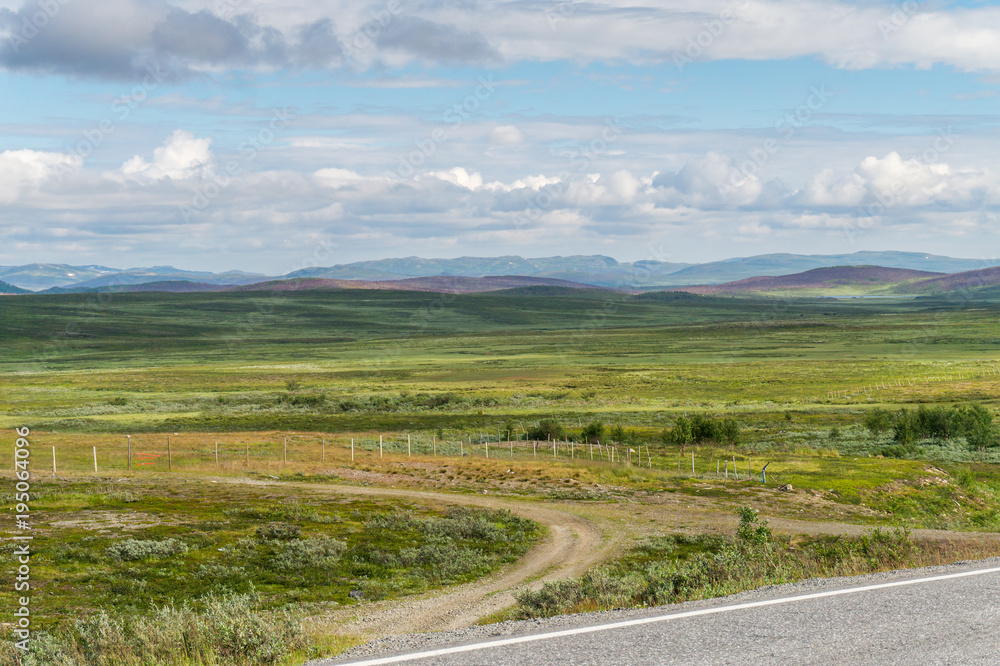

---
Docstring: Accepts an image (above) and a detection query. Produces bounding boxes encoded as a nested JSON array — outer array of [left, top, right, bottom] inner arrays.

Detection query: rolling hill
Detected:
[[0, 280, 30, 294], [230, 275, 606, 294], [897, 266, 1000, 295], [6, 251, 1000, 292], [659, 252, 995, 285], [672, 266, 944, 296]]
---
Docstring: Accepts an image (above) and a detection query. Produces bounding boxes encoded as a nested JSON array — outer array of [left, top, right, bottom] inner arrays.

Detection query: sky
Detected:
[[0, 0, 999, 274]]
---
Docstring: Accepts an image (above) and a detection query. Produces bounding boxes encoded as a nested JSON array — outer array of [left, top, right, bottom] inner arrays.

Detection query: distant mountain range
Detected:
[[0, 264, 267, 291], [3, 251, 1000, 294], [231, 275, 604, 294]]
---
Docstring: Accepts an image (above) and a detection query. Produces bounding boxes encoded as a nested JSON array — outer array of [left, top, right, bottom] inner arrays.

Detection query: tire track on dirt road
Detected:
[[271, 482, 621, 636]]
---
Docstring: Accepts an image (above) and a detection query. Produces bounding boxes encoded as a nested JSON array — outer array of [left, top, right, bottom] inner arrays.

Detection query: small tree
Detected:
[[719, 417, 740, 447], [665, 416, 693, 448], [690, 414, 719, 442], [609, 424, 626, 444], [581, 420, 604, 444], [864, 408, 892, 438], [892, 409, 920, 446], [527, 419, 565, 441]]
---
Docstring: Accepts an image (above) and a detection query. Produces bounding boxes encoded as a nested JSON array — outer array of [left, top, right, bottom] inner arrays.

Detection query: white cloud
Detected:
[[428, 167, 484, 190], [800, 152, 993, 208], [653, 153, 762, 207], [488, 125, 525, 145], [0, 149, 79, 204], [121, 130, 213, 182]]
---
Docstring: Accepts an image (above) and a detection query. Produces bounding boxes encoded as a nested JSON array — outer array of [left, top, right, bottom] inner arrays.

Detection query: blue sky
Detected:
[[1, 0, 999, 273]]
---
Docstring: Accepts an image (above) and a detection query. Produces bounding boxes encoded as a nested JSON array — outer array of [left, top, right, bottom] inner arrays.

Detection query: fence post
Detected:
[[52, 446, 56, 477], [379, 435, 383, 458], [127, 435, 132, 472], [351, 438, 354, 462], [408, 434, 411, 457], [215, 442, 219, 467], [167, 437, 172, 472], [93, 446, 98, 473], [322, 438, 325, 463], [432, 435, 436, 455], [283, 437, 287, 464], [246, 441, 249, 466], [691, 450, 694, 475]]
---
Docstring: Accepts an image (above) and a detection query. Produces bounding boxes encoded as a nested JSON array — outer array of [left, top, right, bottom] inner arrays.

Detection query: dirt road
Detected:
[[276, 483, 620, 636], [235, 480, 1000, 646]]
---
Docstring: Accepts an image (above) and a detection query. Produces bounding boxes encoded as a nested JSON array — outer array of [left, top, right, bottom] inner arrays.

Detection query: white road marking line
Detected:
[[336, 565, 1000, 665]]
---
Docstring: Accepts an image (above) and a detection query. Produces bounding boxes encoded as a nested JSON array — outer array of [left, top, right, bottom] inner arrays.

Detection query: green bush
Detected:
[[9, 590, 307, 666], [105, 538, 188, 562], [270, 536, 346, 571], [256, 522, 302, 540]]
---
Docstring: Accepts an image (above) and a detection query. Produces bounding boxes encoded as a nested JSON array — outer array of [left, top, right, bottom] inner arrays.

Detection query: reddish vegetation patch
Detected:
[[671, 265, 944, 294], [903, 265, 1000, 294]]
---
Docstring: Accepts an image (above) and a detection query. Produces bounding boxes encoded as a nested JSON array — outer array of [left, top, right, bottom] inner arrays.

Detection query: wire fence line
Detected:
[[11, 432, 772, 482]]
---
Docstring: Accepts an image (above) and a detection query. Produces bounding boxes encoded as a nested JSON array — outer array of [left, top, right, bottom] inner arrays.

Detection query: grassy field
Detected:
[[3, 287, 1000, 663]]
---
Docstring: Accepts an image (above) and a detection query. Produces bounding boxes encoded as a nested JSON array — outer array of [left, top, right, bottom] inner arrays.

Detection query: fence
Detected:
[[13, 432, 762, 477]]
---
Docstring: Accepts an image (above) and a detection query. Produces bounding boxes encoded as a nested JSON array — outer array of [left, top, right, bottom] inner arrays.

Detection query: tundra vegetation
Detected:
[[3, 288, 1000, 663]]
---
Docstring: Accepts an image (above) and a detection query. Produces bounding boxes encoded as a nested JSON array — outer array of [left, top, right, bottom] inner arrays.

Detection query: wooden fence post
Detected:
[[351, 438, 354, 462], [283, 437, 287, 464], [215, 442, 219, 467], [127, 435, 132, 472], [93, 446, 98, 473], [379, 435, 383, 458], [408, 434, 411, 457], [167, 437, 172, 472], [52, 446, 56, 477], [322, 438, 325, 463]]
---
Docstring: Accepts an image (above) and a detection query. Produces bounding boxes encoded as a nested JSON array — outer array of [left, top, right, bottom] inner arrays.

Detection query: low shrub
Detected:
[[105, 538, 188, 562], [5, 590, 307, 666], [256, 522, 301, 541]]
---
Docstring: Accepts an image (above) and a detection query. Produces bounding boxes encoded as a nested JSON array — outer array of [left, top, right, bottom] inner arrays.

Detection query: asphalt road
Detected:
[[325, 559, 1000, 666]]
